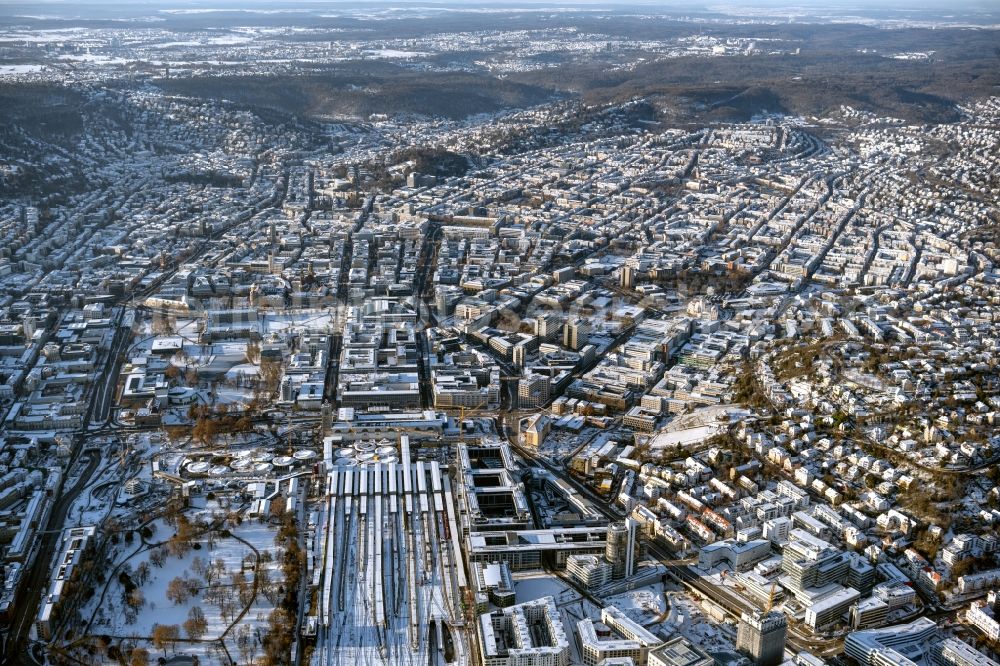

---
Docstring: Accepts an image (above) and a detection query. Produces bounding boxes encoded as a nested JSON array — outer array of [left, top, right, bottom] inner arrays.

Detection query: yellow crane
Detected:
[[459, 399, 492, 423]]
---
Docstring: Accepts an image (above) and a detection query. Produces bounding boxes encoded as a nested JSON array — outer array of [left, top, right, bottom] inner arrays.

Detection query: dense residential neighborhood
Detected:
[[1, 3, 1000, 666]]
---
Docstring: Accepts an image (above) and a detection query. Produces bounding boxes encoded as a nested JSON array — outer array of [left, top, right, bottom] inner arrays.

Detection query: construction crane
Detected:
[[458, 401, 488, 423]]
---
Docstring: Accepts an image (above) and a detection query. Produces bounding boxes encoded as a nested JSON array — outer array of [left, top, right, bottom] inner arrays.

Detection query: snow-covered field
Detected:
[[649, 424, 721, 451], [644, 404, 749, 453], [85, 508, 284, 665]]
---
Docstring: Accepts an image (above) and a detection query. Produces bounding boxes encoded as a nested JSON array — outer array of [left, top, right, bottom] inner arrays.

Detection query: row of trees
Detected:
[[256, 512, 302, 666], [149, 605, 210, 656], [189, 403, 257, 444], [55, 635, 150, 665]]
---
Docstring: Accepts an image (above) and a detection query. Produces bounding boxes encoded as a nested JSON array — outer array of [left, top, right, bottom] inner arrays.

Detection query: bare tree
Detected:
[[203, 558, 222, 587], [149, 547, 168, 568], [151, 624, 180, 657], [235, 570, 254, 607], [183, 605, 208, 640], [191, 555, 207, 579], [166, 576, 191, 605], [257, 566, 271, 592], [236, 623, 257, 665], [129, 647, 150, 666], [126, 587, 145, 612], [204, 584, 224, 606], [258, 358, 283, 398], [152, 313, 176, 336], [219, 586, 238, 624], [135, 561, 151, 586]]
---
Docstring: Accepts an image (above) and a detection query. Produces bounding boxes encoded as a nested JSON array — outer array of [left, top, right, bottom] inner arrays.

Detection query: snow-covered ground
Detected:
[[84, 508, 284, 665], [560, 596, 600, 664], [0, 64, 47, 75], [264, 311, 337, 333], [649, 424, 720, 451], [362, 49, 427, 58], [514, 573, 580, 605], [665, 591, 739, 654], [538, 426, 603, 461], [605, 584, 667, 626], [555, 429, 621, 462]]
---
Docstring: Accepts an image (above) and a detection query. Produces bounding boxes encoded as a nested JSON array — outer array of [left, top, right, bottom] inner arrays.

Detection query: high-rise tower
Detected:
[[736, 610, 787, 666]]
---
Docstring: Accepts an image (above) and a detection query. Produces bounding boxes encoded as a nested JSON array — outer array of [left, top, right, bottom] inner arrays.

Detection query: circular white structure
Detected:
[[356, 452, 376, 464], [354, 441, 376, 453], [186, 461, 211, 475], [252, 452, 273, 463], [254, 462, 274, 474], [377, 446, 397, 457], [231, 458, 254, 472], [272, 456, 295, 467], [336, 447, 356, 459], [293, 449, 318, 461], [334, 457, 357, 466], [379, 455, 398, 465], [209, 465, 229, 477]]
